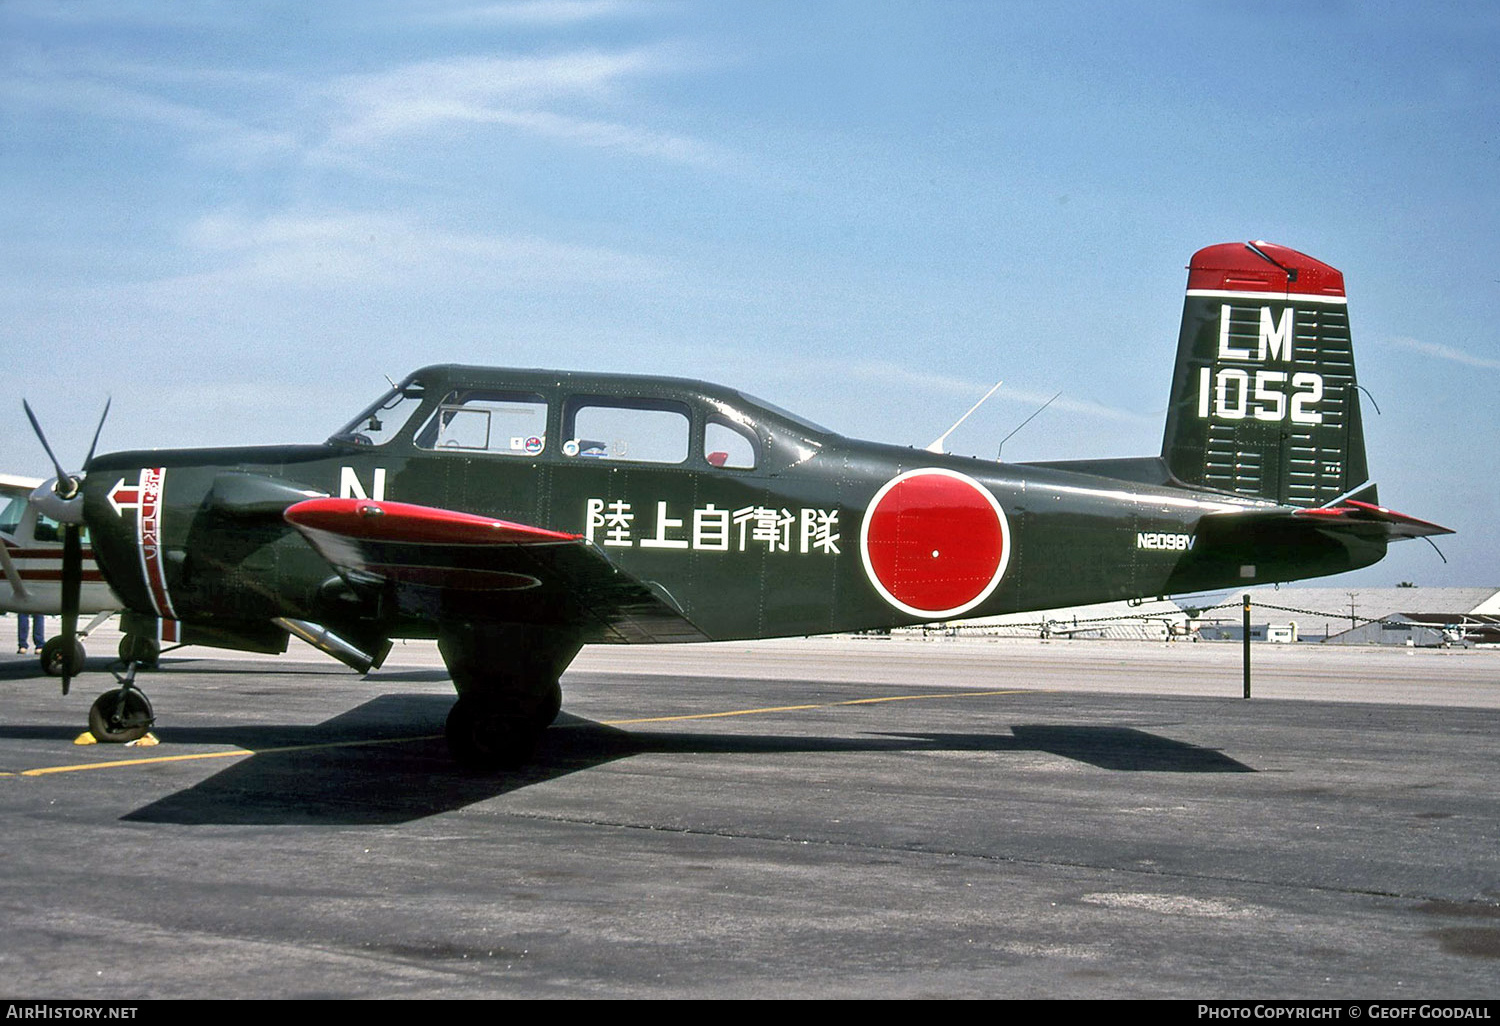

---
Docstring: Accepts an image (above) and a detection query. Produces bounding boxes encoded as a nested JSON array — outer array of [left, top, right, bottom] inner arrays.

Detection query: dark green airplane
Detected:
[[25, 241, 1450, 768]]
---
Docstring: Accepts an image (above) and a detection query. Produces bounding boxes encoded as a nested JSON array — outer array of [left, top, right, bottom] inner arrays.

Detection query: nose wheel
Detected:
[[88, 685, 155, 744], [85, 651, 157, 744]]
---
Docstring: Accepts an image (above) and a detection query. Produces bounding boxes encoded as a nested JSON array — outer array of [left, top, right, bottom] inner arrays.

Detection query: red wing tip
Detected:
[[285, 497, 583, 545], [1187, 241, 1345, 297]]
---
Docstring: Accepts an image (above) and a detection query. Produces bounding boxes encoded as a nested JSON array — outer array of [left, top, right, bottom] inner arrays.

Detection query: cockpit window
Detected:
[[415, 391, 549, 456], [563, 397, 689, 464], [705, 417, 758, 470], [330, 380, 428, 447]]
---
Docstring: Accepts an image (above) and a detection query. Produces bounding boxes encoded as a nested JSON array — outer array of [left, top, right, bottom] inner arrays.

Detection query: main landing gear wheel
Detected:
[[445, 697, 548, 771], [437, 624, 578, 770], [118, 634, 160, 668], [40, 637, 85, 678], [534, 677, 562, 730], [88, 688, 155, 744]]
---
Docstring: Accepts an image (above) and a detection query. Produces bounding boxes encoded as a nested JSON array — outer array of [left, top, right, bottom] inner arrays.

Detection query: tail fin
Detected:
[[1161, 241, 1370, 508]]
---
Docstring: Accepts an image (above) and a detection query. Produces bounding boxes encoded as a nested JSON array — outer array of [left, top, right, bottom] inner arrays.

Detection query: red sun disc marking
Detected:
[[860, 469, 1008, 617]]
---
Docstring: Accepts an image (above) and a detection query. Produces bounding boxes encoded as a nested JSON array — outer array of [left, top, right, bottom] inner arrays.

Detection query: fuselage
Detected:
[[78, 364, 1387, 649]]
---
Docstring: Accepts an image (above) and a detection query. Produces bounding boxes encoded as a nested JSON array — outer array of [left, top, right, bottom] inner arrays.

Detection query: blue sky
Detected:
[[2, 0, 1495, 589]]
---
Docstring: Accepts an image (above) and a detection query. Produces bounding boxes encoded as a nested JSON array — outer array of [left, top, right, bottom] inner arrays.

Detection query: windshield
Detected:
[[328, 378, 428, 446]]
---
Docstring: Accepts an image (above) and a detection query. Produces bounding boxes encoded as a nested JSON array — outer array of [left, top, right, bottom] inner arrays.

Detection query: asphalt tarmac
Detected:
[[1, 630, 1497, 999]]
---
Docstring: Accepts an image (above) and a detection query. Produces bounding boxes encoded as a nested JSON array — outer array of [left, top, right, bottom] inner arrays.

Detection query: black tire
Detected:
[[118, 634, 160, 668], [533, 678, 562, 730], [445, 697, 539, 771], [39, 637, 85, 678], [88, 689, 154, 744]]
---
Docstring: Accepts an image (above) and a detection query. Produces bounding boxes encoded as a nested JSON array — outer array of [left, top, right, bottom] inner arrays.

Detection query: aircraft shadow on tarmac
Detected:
[[0, 656, 376, 682], [0, 656, 114, 682], [105, 693, 1251, 826]]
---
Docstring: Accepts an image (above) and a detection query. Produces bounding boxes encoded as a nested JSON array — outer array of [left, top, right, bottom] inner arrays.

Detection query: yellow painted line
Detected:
[[22, 749, 253, 775], [15, 733, 444, 777], [8, 687, 1036, 776], [598, 688, 1036, 726]]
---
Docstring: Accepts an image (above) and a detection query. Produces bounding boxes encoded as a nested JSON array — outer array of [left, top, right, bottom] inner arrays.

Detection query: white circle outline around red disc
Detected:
[[858, 467, 1011, 619]]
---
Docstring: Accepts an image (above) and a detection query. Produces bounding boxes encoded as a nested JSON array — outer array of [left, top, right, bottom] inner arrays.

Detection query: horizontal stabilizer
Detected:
[[1292, 498, 1453, 541], [1202, 495, 1452, 544]]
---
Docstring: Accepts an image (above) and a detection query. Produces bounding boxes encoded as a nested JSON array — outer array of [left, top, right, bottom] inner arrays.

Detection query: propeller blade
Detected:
[[83, 397, 112, 469], [21, 399, 69, 485], [60, 523, 82, 690]]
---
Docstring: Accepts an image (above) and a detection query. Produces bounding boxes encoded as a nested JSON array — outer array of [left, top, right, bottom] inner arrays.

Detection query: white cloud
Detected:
[[461, 107, 719, 163], [769, 359, 1153, 425], [6, 38, 721, 172], [316, 47, 718, 166], [151, 210, 662, 296], [1381, 336, 1500, 371], [2, 73, 296, 161]]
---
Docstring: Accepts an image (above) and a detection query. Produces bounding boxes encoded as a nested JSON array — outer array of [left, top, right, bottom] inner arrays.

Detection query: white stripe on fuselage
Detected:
[[134, 467, 177, 620]]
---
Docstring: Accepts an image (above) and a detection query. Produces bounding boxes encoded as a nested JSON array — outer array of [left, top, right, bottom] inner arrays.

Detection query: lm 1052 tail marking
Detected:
[[23, 241, 1449, 768]]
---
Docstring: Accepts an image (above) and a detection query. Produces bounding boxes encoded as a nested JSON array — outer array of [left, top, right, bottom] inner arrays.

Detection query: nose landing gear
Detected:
[[87, 681, 155, 744], [85, 649, 158, 744]]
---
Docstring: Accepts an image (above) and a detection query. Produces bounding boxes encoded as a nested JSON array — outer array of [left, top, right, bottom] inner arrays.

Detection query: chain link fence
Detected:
[[902, 597, 1394, 640]]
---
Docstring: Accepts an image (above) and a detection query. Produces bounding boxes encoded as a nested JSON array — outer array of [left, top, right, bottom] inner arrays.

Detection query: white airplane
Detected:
[[1, 472, 122, 674]]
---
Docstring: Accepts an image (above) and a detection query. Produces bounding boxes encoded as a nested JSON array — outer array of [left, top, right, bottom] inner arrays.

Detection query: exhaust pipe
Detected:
[[273, 617, 386, 674]]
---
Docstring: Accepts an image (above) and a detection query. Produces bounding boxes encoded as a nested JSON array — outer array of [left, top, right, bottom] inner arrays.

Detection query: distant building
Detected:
[[883, 587, 1500, 646], [1198, 621, 1299, 643], [1231, 587, 1500, 646], [1315, 613, 1500, 648]]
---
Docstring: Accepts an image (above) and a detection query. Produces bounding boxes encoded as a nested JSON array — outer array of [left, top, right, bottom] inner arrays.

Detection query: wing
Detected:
[[284, 497, 708, 644]]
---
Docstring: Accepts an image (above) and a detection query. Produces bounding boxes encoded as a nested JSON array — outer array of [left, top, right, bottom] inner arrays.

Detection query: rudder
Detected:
[[1160, 241, 1370, 508]]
